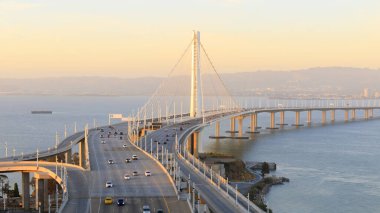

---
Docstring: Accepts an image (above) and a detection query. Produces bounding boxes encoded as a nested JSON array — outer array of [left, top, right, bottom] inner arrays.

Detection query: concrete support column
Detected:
[[65, 149, 72, 164], [322, 110, 326, 124], [237, 117, 243, 136], [330, 110, 335, 123], [22, 172, 30, 211], [190, 132, 199, 157], [250, 114, 256, 130], [79, 141, 83, 167], [365, 109, 369, 119], [280, 111, 285, 125], [270, 112, 275, 129], [295, 111, 300, 126], [370, 109, 374, 118], [79, 140, 86, 168], [307, 110, 312, 125], [215, 121, 220, 137], [230, 117, 236, 132], [43, 180, 48, 211], [344, 110, 349, 122], [351, 109, 356, 120], [35, 178, 44, 212]]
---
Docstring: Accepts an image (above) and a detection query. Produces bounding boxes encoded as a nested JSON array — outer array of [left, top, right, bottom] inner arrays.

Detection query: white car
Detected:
[[144, 171, 151, 176], [132, 155, 138, 160], [105, 181, 113, 188], [124, 174, 130, 180], [108, 159, 114, 164], [101, 140, 106, 144], [142, 205, 151, 213], [122, 144, 127, 148]]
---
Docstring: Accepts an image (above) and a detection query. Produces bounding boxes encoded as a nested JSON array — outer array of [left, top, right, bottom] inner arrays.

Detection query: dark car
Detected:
[[156, 209, 164, 213], [117, 198, 125, 206], [120, 132, 123, 135]]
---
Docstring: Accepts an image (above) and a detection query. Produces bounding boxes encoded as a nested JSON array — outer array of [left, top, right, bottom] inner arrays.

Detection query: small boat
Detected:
[[31, 110, 53, 114]]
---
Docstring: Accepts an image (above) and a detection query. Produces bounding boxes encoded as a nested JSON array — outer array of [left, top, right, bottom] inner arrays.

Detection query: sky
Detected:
[[1, 0, 380, 78]]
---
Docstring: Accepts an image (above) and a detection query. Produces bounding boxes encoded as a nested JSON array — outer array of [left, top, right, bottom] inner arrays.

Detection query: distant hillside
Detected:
[[0, 67, 379, 97]]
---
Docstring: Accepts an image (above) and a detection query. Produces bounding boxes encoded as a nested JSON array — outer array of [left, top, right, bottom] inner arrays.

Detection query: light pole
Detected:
[[36, 148, 39, 168], [5, 142, 7, 158]]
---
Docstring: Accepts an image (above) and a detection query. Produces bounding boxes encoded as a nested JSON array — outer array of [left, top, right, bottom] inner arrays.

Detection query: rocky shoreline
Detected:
[[199, 153, 289, 213]]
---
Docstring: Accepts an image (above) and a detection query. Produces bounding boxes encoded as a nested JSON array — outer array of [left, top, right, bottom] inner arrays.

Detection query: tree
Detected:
[[13, 183, 20, 197], [261, 162, 270, 177], [0, 175, 8, 198]]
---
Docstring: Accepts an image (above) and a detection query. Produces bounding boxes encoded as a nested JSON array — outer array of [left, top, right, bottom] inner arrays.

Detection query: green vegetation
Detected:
[[13, 183, 20, 197], [224, 160, 255, 181]]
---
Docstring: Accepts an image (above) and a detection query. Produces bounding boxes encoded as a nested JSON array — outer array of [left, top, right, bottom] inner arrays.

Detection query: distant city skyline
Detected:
[[1, 0, 380, 78]]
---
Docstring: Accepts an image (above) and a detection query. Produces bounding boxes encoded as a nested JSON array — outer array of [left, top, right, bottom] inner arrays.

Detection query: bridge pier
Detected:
[[189, 131, 199, 157], [277, 111, 287, 126], [34, 173, 50, 212], [215, 121, 220, 137], [247, 113, 259, 133], [365, 109, 369, 120], [22, 172, 30, 211], [370, 109, 374, 118], [344, 110, 349, 122], [330, 110, 335, 123], [79, 140, 87, 168], [322, 110, 326, 124], [267, 112, 278, 129], [292, 111, 303, 126], [306, 110, 312, 126], [64, 149, 72, 164], [237, 116, 243, 136], [351, 109, 356, 120], [226, 117, 238, 133]]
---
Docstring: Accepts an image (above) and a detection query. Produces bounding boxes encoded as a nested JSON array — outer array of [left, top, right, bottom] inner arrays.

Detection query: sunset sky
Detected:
[[1, 0, 380, 78]]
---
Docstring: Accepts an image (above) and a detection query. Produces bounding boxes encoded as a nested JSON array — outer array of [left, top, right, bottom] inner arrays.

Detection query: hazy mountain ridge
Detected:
[[1, 67, 379, 97]]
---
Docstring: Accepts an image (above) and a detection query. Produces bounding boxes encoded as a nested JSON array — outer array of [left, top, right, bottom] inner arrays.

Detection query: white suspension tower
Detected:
[[190, 31, 202, 118]]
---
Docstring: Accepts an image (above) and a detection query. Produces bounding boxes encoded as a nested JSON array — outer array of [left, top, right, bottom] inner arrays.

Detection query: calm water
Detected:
[[1, 96, 380, 212], [200, 109, 380, 213]]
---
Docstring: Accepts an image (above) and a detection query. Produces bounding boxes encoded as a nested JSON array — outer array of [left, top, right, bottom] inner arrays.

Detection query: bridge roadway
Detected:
[[142, 116, 255, 213], [0, 123, 190, 213], [84, 124, 190, 213], [0, 161, 89, 212]]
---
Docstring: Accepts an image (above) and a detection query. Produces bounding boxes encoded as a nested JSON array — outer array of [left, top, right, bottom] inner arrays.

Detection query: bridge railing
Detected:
[[176, 123, 264, 213]]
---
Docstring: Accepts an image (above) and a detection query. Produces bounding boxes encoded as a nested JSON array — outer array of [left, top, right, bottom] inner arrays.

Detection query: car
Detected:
[[101, 140, 106, 144], [117, 198, 125, 206], [156, 209, 164, 213], [100, 129, 104, 132], [120, 132, 124, 135], [132, 155, 138, 160], [163, 141, 167, 144], [125, 158, 131, 163], [104, 197, 113, 205], [122, 144, 127, 148], [166, 138, 169, 142], [179, 127, 183, 131], [108, 159, 114, 164], [105, 181, 113, 188], [120, 136, 123, 140], [132, 171, 138, 176], [124, 174, 130, 180], [144, 171, 151, 176], [142, 205, 151, 213], [100, 134, 104, 138]]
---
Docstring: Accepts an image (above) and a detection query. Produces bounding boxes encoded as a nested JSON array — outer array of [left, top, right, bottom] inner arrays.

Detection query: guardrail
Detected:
[[176, 123, 265, 213]]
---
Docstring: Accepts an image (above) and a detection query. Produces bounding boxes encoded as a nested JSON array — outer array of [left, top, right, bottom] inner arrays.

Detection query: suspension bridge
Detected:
[[1, 31, 380, 213]]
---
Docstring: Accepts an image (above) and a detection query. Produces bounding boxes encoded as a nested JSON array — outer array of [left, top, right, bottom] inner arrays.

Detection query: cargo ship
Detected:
[[31, 110, 53, 114]]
